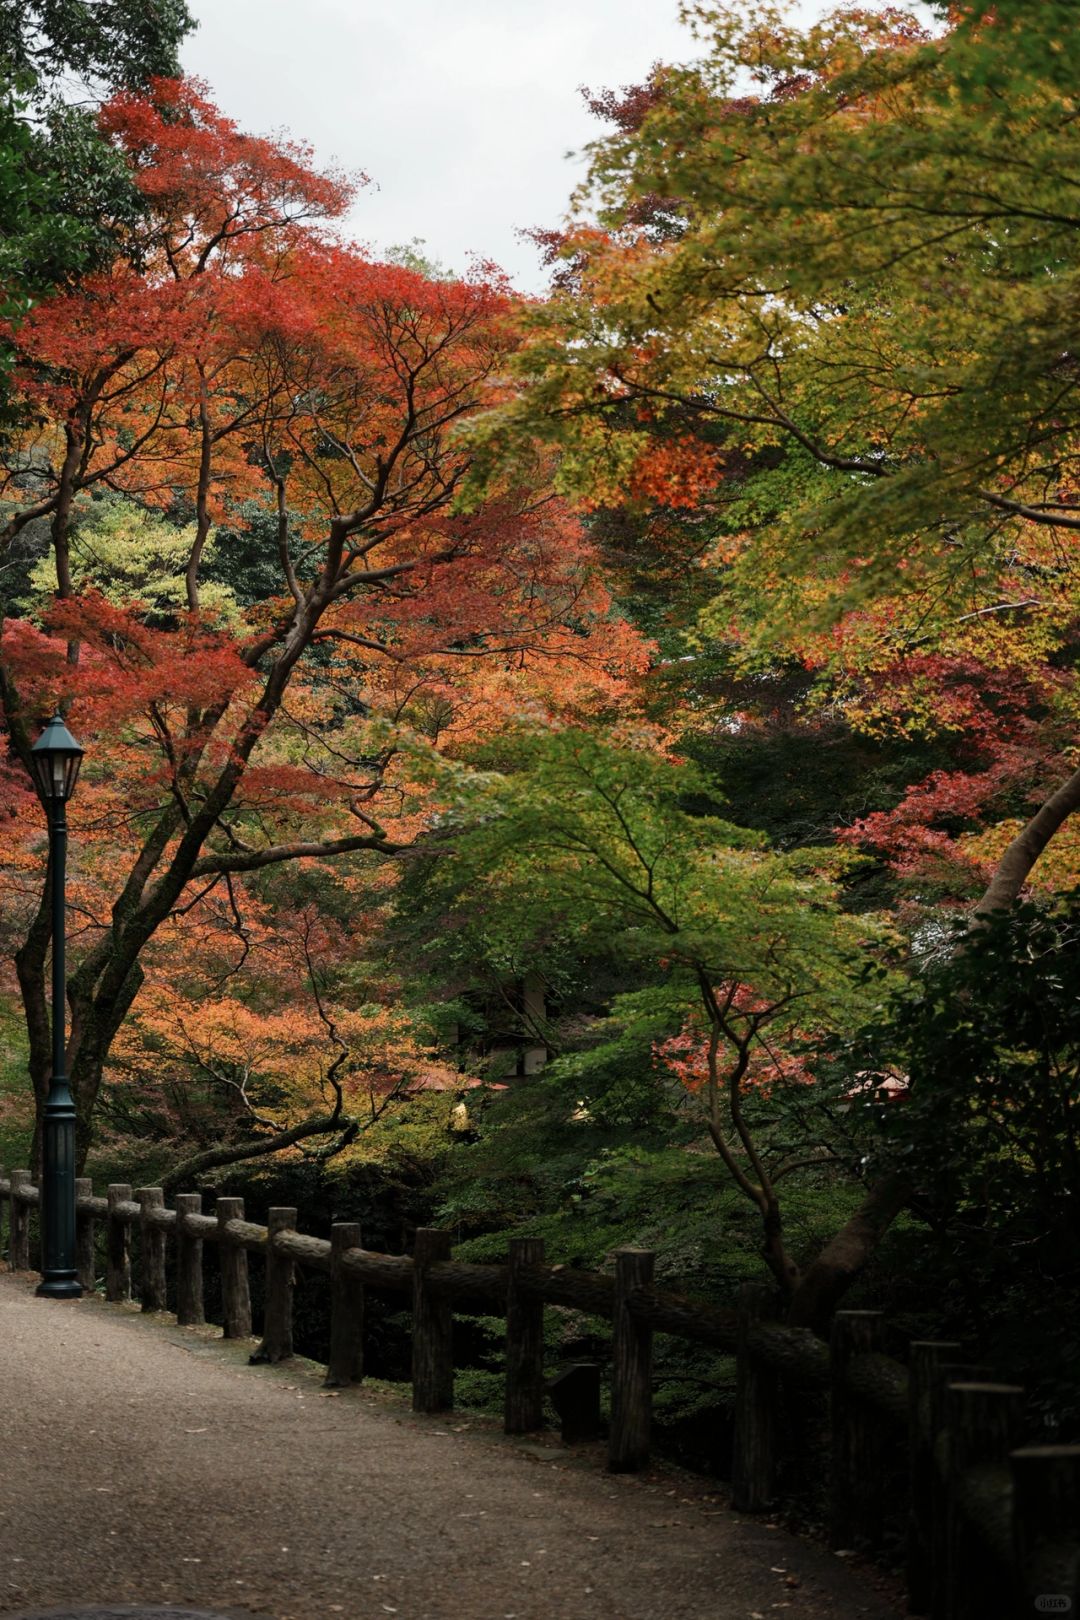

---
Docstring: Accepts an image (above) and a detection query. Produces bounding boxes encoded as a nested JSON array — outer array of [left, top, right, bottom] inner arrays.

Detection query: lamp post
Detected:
[[28, 713, 84, 1299]]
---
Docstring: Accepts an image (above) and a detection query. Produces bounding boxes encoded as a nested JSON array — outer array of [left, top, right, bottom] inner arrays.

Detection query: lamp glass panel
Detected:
[[30, 748, 82, 802], [29, 752, 51, 801]]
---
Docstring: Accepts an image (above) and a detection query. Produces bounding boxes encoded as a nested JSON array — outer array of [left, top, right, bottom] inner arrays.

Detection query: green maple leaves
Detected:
[[425, 726, 892, 1034]]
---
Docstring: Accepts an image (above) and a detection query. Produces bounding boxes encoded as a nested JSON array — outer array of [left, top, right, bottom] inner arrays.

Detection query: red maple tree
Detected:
[[0, 80, 649, 1168]]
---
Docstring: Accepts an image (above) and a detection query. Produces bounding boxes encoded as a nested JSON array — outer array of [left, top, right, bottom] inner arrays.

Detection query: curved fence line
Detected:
[[0, 1169, 1075, 1616]]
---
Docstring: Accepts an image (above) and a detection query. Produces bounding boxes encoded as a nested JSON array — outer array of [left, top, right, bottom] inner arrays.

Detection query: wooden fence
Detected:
[[0, 1167, 1076, 1617]]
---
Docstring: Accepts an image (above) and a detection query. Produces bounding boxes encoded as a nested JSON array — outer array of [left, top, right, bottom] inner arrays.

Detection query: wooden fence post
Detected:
[[943, 1382, 1024, 1620], [216, 1196, 252, 1339], [136, 1188, 167, 1312], [75, 1177, 95, 1292], [609, 1247, 654, 1474], [732, 1281, 781, 1512], [548, 1363, 602, 1444], [505, 1236, 545, 1434], [10, 1169, 32, 1271], [174, 1192, 205, 1327], [0, 1167, 6, 1263], [325, 1221, 363, 1388], [925, 1360, 989, 1620], [251, 1206, 296, 1364], [907, 1340, 963, 1612], [830, 1309, 885, 1549], [105, 1184, 132, 1302], [1011, 1444, 1080, 1614], [412, 1227, 453, 1412]]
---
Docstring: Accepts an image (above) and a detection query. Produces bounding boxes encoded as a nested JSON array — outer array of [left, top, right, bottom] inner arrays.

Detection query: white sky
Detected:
[[182, 2, 932, 293], [181, 0, 701, 290]]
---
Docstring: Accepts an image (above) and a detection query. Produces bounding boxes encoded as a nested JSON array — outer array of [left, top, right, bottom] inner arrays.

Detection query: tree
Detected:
[[101, 900, 472, 1193], [1, 76, 354, 583], [413, 727, 898, 1325], [0, 1, 194, 427], [476, 1, 1080, 912], [0, 1, 193, 85], [0, 81, 649, 1171], [24, 495, 241, 624], [853, 893, 1080, 1424]]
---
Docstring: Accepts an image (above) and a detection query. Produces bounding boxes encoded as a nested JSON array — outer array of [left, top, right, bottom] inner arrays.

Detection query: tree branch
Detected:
[[189, 830, 403, 879], [160, 1110, 351, 1194]]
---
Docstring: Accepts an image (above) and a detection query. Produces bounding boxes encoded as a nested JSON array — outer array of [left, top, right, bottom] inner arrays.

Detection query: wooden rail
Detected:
[[0, 1168, 1075, 1616]]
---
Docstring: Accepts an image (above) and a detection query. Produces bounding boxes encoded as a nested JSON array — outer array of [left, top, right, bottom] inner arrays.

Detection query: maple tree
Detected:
[[475, 0, 1080, 915], [411, 727, 899, 1326], [99, 897, 473, 1192], [1, 5, 1070, 1382], [409, 1, 1080, 1327], [0, 79, 649, 1173]]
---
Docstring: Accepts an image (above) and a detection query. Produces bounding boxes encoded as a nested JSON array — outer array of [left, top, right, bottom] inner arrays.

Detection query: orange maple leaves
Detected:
[[0, 78, 656, 1155]]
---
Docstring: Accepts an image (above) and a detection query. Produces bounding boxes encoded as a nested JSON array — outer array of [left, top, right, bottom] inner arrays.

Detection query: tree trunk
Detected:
[[67, 963, 144, 1173], [787, 1173, 910, 1335], [977, 760, 1080, 914], [761, 1201, 800, 1300], [184, 370, 213, 612], [51, 423, 81, 603], [160, 1111, 348, 1194]]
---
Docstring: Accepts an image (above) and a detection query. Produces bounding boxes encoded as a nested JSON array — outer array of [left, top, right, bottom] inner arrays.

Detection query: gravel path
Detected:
[[0, 1272, 901, 1620]]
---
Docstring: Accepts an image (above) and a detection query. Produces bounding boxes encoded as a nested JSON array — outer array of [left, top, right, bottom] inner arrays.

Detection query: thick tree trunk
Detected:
[[787, 1172, 910, 1336], [977, 760, 1080, 914], [71, 1055, 105, 1174], [68, 963, 144, 1172]]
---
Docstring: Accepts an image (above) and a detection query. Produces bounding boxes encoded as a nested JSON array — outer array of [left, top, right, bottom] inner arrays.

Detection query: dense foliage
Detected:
[[0, 0, 193, 425], [1, 0, 1078, 1453]]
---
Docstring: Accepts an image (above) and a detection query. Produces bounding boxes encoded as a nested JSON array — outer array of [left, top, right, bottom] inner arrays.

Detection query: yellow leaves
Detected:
[[25, 498, 242, 628], [958, 816, 1080, 895], [701, 530, 752, 569]]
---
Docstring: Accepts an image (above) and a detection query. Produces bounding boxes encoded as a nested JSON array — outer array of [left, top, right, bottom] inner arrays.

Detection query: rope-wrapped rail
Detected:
[[0, 1169, 1075, 1618]]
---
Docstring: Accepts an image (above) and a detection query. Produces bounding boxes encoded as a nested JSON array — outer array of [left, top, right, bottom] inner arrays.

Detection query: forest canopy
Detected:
[[1, 0, 1078, 1429]]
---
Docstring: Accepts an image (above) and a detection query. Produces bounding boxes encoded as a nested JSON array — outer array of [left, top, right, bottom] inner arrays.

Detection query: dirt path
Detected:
[[0, 1272, 901, 1620]]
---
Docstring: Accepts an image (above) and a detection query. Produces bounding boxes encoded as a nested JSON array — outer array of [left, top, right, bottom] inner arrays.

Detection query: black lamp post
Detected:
[[28, 713, 84, 1299]]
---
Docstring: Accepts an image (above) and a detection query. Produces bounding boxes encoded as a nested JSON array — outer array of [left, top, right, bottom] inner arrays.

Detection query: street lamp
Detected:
[[28, 713, 84, 1299]]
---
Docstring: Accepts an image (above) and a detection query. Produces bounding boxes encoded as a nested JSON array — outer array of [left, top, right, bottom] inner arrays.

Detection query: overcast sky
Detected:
[[182, 3, 933, 292], [181, 0, 703, 290]]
